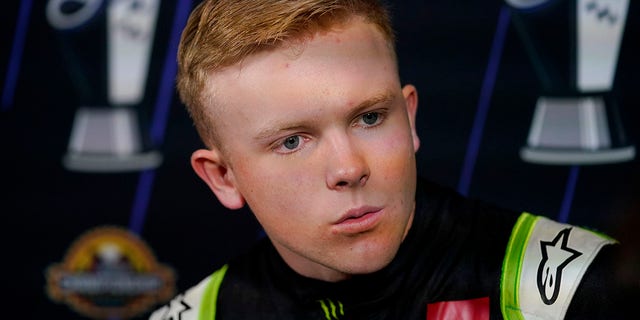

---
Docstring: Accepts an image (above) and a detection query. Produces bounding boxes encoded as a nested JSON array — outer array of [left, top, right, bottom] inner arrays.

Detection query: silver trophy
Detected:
[[48, 0, 162, 172], [506, 0, 635, 165]]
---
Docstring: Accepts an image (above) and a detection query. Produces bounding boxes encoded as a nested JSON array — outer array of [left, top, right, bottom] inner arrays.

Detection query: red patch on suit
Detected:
[[426, 296, 489, 320]]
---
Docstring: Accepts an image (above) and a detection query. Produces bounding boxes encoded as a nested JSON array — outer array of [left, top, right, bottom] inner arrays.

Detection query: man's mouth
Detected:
[[333, 206, 383, 234]]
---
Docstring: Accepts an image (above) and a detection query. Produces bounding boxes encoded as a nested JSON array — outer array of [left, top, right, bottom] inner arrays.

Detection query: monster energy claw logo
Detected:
[[317, 299, 344, 320], [536, 228, 582, 305]]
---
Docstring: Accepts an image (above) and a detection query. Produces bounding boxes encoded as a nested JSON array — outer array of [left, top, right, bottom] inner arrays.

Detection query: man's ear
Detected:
[[191, 148, 245, 209], [402, 84, 420, 152]]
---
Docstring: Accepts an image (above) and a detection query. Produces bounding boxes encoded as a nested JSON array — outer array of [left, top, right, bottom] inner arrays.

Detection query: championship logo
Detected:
[[46, 226, 175, 319]]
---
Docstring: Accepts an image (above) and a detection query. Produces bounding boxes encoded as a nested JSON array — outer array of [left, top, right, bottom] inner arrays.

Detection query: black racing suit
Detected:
[[150, 177, 628, 319]]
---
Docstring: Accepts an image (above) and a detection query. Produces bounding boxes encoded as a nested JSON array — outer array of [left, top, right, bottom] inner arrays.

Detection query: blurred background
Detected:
[[2, 0, 638, 319]]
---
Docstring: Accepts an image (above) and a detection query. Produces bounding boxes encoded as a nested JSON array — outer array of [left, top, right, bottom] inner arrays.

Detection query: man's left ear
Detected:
[[402, 84, 420, 152], [191, 148, 246, 210]]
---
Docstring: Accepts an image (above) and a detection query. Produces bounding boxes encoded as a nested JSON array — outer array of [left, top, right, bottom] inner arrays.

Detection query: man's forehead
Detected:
[[208, 18, 392, 79], [201, 18, 399, 128]]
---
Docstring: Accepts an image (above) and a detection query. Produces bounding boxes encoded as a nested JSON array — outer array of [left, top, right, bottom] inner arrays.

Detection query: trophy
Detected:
[[505, 0, 635, 164], [47, 0, 162, 172]]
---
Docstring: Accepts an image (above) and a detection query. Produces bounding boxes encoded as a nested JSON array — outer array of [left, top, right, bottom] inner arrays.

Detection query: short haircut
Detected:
[[177, 0, 395, 148]]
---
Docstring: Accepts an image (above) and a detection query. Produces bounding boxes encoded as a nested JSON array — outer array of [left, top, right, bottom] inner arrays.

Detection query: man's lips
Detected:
[[332, 206, 383, 234]]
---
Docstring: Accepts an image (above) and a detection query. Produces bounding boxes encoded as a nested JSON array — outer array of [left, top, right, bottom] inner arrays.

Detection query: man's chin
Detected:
[[338, 246, 398, 275]]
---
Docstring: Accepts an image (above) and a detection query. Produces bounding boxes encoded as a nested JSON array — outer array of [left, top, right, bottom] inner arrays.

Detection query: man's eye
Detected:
[[362, 112, 379, 125], [282, 136, 301, 150], [359, 111, 385, 127], [273, 134, 309, 154]]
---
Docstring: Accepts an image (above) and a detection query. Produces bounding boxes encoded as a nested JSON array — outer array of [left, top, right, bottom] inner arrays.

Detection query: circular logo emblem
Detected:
[[46, 226, 175, 319]]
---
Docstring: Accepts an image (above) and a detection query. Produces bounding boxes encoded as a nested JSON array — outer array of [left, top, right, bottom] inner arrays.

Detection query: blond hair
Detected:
[[177, 0, 395, 147]]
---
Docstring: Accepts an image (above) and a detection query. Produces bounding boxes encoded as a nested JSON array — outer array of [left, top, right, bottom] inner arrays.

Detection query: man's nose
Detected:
[[325, 134, 370, 190]]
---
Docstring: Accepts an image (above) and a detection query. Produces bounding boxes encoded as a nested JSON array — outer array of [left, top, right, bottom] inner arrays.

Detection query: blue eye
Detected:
[[362, 112, 379, 125], [283, 136, 300, 150]]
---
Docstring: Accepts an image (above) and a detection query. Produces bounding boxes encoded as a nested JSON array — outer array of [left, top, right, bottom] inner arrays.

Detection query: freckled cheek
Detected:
[[370, 129, 415, 180], [238, 161, 317, 208], [239, 177, 305, 234]]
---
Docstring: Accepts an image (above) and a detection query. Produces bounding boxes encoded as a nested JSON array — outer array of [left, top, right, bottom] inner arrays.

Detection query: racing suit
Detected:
[[150, 177, 622, 319]]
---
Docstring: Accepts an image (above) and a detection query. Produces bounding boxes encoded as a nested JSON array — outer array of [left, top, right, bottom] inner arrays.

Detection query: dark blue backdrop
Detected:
[[2, 1, 638, 319]]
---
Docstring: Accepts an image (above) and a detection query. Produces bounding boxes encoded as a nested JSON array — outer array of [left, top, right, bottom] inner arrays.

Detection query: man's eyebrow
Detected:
[[254, 123, 309, 142], [254, 91, 396, 141], [346, 90, 396, 120]]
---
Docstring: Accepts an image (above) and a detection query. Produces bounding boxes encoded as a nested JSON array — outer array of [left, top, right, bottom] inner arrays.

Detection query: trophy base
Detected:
[[64, 106, 163, 172], [63, 151, 163, 173], [521, 95, 635, 165], [520, 146, 635, 165]]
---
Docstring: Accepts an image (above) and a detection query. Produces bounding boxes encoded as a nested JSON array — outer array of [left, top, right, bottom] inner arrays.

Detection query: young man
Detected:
[[150, 0, 631, 319]]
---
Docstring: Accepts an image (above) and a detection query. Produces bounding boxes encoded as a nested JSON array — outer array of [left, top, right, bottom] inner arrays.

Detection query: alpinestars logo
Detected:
[[536, 228, 582, 305], [158, 294, 192, 320]]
